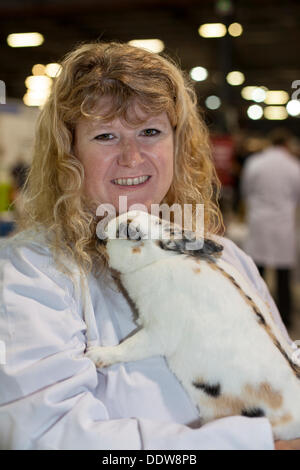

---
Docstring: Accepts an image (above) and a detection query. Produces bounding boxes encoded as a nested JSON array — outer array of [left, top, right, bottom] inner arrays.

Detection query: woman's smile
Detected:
[[111, 175, 152, 188]]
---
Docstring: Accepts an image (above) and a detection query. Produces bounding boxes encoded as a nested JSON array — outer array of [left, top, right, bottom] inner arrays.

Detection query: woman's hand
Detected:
[[275, 438, 300, 450]]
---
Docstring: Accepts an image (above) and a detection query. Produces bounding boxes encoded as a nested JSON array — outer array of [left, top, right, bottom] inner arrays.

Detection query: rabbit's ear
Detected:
[[200, 238, 224, 255], [158, 231, 223, 259]]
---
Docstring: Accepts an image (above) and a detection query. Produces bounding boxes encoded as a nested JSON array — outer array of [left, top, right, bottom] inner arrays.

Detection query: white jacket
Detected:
[[0, 229, 290, 450], [241, 146, 300, 267]]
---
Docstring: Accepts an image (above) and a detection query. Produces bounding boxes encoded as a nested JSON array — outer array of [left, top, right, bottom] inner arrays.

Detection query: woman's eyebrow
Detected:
[[143, 118, 168, 128], [86, 120, 114, 134], [86, 117, 168, 134]]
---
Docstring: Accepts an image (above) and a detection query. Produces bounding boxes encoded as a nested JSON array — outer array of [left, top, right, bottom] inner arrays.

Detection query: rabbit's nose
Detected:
[[117, 222, 142, 240], [127, 224, 143, 240]]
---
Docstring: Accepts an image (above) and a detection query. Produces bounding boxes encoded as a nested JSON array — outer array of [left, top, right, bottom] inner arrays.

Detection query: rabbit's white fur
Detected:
[[86, 210, 300, 440]]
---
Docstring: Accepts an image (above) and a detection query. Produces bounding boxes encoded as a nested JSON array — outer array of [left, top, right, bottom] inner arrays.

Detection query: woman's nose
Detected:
[[117, 138, 144, 168]]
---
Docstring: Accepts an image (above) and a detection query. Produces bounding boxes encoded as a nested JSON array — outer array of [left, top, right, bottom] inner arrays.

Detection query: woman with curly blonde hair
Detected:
[[0, 41, 291, 450], [21, 41, 223, 278]]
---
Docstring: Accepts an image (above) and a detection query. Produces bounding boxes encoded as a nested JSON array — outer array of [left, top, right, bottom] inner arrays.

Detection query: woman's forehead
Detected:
[[94, 95, 165, 118], [79, 96, 171, 129]]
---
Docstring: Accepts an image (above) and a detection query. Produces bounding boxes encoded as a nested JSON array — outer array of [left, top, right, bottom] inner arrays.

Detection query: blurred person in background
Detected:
[[241, 128, 300, 330], [232, 132, 270, 216]]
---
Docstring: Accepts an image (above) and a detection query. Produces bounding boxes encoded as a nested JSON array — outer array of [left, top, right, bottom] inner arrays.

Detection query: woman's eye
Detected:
[[94, 133, 114, 141], [141, 129, 160, 137]]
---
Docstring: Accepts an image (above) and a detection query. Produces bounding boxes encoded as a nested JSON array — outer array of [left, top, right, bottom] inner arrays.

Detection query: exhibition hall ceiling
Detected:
[[1, 0, 300, 129]]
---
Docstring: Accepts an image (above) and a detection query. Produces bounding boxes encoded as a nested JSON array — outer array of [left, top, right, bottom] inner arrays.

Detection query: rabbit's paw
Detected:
[[85, 346, 119, 368]]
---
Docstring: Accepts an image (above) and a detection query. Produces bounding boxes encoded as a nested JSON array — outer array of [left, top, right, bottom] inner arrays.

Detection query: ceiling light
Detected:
[[128, 39, 164, 53], [45, 63, 62, 78], [25, 75, 52, 90], [264, 106, 288, 120], [205, 95, 221, 110], [228, 23, 243, 37], [24, 74, 52, 107], [241, 86, 256, 100], [7, 32, 44, 48], [286, 100, 300, 117], [241, 86, 268, 101], [252, 87, 266, 102], [264, 90, 289, 105], [198, 23, 227, 38], [32, 64, 46, 76], [226, 71, 245, 86], [247, 105, 263, 120], [190, 66, 208, 81], [23, 90, 50, 107]]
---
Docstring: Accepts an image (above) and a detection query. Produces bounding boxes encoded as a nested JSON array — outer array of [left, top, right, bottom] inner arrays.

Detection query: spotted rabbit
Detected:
[[86, 210, 300, 440]]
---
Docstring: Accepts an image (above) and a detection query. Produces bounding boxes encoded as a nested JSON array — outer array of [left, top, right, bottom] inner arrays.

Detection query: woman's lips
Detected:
[[111, 176, 152, 189]]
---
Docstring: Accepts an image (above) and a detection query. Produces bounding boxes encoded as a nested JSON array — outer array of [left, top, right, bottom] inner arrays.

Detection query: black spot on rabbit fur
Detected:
[[241, 408, 265, 418], [159, 236, 223, 262], [193, 381, 221, 397]]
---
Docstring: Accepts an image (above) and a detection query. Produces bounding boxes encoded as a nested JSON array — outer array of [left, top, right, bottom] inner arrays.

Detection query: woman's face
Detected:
[[73, 97, 174, 213]]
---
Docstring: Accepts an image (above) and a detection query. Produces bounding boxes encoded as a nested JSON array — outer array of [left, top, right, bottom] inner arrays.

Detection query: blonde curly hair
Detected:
[[21, 41, 223, 279]]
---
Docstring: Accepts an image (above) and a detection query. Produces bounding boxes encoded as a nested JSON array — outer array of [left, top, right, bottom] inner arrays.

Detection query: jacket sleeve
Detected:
[[0, 238, 274, 450]]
